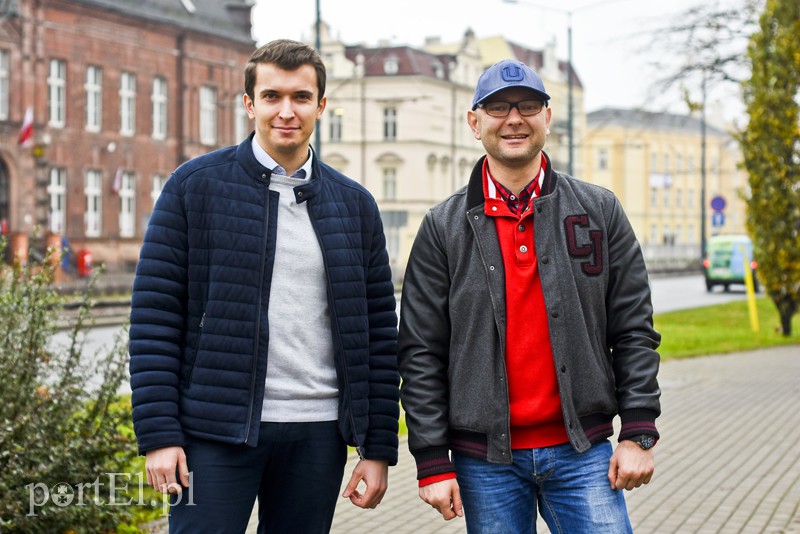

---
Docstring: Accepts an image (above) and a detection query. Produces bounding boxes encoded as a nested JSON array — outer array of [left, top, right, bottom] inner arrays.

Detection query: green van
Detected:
[[702, 234, 759, 292]]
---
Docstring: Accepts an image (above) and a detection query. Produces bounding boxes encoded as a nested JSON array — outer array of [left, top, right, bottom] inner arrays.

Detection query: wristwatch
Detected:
[[629, 435, 657, 450]]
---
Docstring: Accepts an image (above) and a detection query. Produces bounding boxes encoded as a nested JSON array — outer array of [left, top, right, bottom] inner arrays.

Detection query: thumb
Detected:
[[608, 455, 618, 489], [178, 449, 190, 487], [452, 486, 464, 517], [342, 471, 361, 498]]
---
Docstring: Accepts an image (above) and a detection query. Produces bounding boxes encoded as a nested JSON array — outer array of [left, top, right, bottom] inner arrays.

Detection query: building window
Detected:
[[676, 189, 682, 208], [329, 112, 342, 143], [649, 224, 658, 245], [598, 149, 608, 170], [383, 107, 397, 141], [234, 102, 249, 142], [675, 224, 682, 244], [383, 168, 397, 200], [650, 187, 658, 208], [688, 189, 695, 210], [383, 56, 399, 75], [48, 59, 67, 128], [650, 152, 657, 171], [120, 72, 136, 136], [688, 156, 695, 173], [151, 174, 166, 207], [676, 154, 683, 174], [119, 171, 136, 238], [0, 50, 9, 120], [152, 77, 167, 140], [664, 189, 670, 208], [85, 170, 102, 237], [688, 224, 695, 245], [48, 167, 67, 234], [200, 86, 217, 145], [84, 66, 102, 132], [664, 153, 670, 173]]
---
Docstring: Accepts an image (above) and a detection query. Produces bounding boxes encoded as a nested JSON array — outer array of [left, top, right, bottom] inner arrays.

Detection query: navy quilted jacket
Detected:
[[129, 133, 400, 465]]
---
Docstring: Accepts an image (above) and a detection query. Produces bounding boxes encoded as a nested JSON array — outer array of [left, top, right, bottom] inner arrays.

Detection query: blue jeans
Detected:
[[168, 421, 347, 534], [453, 441, 632, 534]]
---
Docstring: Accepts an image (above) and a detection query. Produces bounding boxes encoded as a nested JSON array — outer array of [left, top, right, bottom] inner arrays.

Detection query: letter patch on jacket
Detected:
[[564, 214, 603, 276]]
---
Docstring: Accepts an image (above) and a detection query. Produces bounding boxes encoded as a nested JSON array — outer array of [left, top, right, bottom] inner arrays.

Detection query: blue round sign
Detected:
[[711, 195, 726, 212]]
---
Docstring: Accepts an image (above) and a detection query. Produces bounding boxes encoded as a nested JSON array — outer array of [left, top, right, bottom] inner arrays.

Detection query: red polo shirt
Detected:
[[483, 158, 568, 450]]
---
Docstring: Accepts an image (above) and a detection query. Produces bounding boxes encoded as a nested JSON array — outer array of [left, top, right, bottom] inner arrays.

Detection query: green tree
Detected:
[[738, 0, 800, 336], [0, 243, 144, 532]]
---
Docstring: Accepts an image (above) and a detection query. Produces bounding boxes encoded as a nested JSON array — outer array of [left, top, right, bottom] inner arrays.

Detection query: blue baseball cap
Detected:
[[472, 59, 551, 109]]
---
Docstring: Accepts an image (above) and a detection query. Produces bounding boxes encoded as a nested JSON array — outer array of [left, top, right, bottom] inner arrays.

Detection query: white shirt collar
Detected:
[[250, 137, 314, 180]]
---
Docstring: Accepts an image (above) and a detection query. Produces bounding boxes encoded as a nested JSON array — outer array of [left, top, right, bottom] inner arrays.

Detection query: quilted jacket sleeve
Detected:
[[362, 208, 401, 465], [129, 175, 189, 455]]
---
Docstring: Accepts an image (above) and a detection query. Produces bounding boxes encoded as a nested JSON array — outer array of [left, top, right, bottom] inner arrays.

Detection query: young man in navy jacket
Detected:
[[129, 39, 400, 533]]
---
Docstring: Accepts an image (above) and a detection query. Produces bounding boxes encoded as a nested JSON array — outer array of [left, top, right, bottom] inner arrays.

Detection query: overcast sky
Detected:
[[252, 0, 747, 122]]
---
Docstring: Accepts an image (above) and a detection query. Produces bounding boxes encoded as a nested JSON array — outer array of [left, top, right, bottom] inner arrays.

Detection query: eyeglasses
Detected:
[[477, 100, 546, 117]]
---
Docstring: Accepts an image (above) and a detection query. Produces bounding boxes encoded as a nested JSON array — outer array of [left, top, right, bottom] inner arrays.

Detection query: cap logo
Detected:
[[501, 64, 524, 82]]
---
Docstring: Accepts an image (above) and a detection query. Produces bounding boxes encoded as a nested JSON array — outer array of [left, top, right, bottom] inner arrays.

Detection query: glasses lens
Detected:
[[484, 102, 511, 116], [518, 100, 544, 116]]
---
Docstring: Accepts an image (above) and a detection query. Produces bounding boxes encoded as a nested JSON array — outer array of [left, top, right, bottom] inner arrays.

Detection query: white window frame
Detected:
[[120, 72, 136, 136], [199, 86, 217, 145], [85, 170, 102, 237], [383, 107, 397, 141], [85, 66, 102, 132], [0, 49, 9, 120], [151, 76, 167, 140], [48, 167, 67, 234], [48, 59, 67, 128], [383, 168, 397, 200], [329, 112, 342, 143], [234, 100, 249, 142], [119, 171, 136, 238], [151, 174, 166, 207], [598, 148, 608, 170]]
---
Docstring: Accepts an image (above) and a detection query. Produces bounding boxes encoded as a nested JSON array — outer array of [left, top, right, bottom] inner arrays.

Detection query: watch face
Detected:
[[639, 436, 656, 450]]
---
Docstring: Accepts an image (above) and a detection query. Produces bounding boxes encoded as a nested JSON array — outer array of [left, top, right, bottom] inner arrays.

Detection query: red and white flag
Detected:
[[18, 106, 34, 146], [112, 166, 123, 194]]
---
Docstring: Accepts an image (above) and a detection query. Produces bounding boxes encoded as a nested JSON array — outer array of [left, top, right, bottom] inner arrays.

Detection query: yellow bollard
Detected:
[[742, 245, 759, 333]]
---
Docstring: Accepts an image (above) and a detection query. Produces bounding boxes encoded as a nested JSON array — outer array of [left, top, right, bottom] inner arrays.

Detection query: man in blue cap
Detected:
[[398, 59, 661, 532]]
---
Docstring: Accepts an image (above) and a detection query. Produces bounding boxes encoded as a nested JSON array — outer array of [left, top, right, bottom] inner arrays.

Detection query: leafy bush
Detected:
[[0, 242, 147, 532]]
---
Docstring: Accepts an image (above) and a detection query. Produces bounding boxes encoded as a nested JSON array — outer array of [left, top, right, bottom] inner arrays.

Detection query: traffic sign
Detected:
[[711, 195, 726, 212], [712, 212, 725, 227]]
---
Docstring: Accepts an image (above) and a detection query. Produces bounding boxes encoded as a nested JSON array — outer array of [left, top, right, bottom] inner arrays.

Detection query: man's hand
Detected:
[[145, 446, 189, 494], [342, 459, 389, 509], [419, 478, 463, 520], [608, 440, 655, 491]]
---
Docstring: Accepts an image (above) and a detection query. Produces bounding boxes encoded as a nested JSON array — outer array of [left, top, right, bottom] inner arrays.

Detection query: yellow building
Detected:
[[583, 108, 746, 269]]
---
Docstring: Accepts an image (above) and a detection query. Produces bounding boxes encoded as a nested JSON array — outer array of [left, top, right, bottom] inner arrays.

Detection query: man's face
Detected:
[[467, 87, 552, 168], [243, 62, 326, 163]]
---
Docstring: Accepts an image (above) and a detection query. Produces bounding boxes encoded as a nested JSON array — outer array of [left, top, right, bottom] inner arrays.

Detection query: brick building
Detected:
[[0, 0, 254, 271]]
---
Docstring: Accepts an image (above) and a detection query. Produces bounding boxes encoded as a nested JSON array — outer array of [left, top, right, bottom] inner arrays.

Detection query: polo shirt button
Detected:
[[520, 245, 528, 253], [518, 224, 525, 231], [492, 206, 498, 212], [561, 364, 567, 372], [298, 191, 304, 198], [261, 173, 267, 179], [542, 256, 549, 264], [551, 310, 559, 318]]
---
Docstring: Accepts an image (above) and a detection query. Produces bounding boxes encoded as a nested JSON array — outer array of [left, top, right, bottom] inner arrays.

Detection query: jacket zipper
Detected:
[[244, 183, 271, 442]]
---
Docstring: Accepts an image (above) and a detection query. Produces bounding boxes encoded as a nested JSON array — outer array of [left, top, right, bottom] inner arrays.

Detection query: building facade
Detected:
[[583, 108, 746, 269], [0, 0, 254, 271], [318, 26, 584, 284]]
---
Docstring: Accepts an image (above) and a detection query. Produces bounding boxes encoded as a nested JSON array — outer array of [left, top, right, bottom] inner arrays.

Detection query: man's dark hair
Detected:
[[244, 39, 326, 101]]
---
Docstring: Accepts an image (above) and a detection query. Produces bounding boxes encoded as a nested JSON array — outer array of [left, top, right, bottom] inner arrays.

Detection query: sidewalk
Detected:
[[305, 346, 800, 534]]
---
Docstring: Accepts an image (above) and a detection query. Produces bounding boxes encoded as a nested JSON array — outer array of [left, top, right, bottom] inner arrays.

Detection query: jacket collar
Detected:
[[235, 132, 325, 204], [466, 151, 556, 209]]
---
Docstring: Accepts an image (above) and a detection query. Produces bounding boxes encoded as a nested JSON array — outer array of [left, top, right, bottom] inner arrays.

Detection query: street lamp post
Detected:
[[314, 0, 322, 157]]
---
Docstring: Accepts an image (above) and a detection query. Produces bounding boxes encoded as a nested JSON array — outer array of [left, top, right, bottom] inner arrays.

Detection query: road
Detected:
[[649, 273, 753, 314]]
